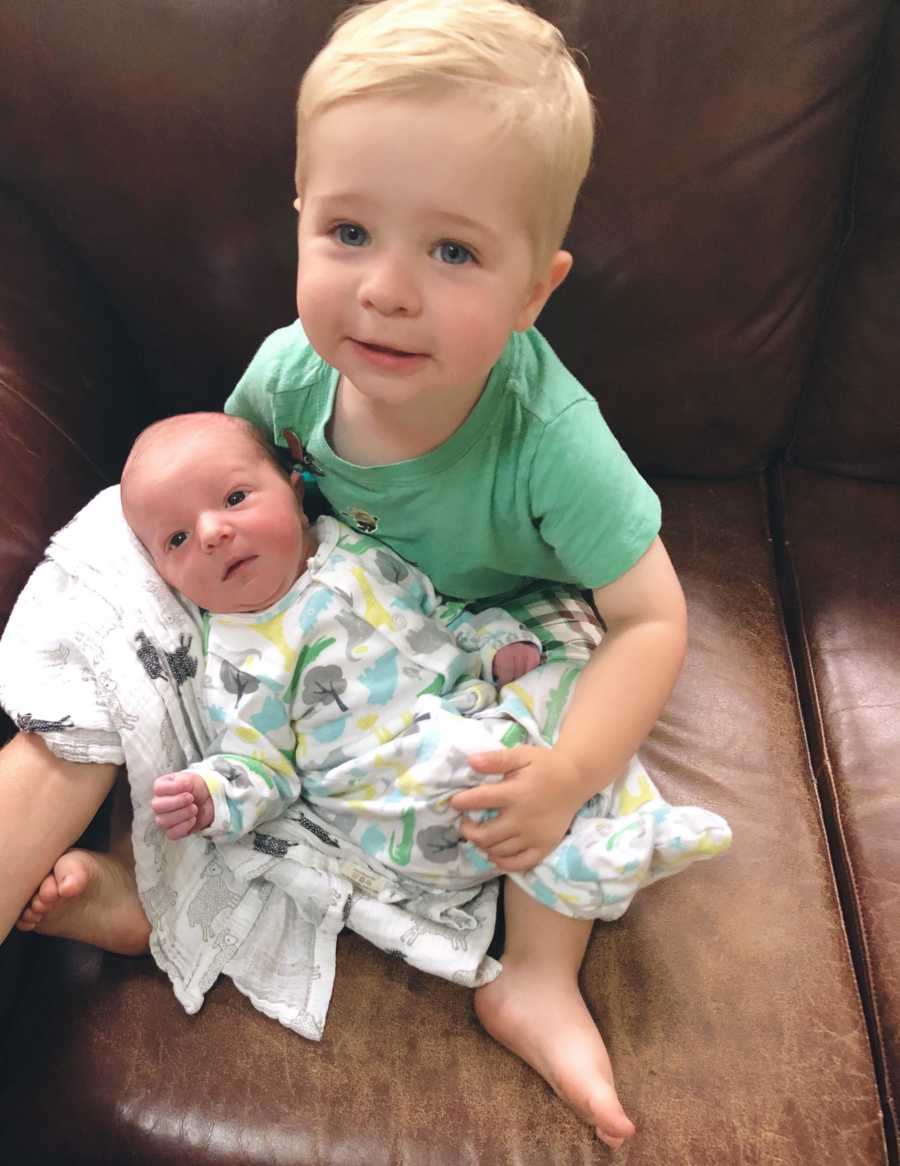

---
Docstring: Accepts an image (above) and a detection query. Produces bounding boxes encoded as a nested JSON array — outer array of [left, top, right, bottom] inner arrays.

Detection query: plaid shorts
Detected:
[[474, 582, 603, 664]]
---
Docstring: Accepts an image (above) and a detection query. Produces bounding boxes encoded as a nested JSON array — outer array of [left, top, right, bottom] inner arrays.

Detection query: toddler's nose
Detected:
[[359, 254, 421, 317]]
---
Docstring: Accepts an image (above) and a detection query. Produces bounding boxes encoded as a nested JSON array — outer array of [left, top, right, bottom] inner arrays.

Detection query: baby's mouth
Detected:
[[223, 556, 256, 581]]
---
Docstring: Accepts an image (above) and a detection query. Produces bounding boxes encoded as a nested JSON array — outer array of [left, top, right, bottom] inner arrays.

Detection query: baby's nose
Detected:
[[198, 512, 233, 551]]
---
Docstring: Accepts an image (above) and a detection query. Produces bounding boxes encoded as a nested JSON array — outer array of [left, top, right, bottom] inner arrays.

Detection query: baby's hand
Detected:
[[151, 771, 214, 840], [492, 641, 542, 686]]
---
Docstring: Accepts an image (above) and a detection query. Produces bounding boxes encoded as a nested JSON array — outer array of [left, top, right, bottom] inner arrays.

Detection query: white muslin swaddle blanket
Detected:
[[0, 488, 501, 1039]]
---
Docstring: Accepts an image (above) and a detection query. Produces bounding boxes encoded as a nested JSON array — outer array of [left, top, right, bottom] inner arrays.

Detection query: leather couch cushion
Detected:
[[780, 465, 900, 1141]]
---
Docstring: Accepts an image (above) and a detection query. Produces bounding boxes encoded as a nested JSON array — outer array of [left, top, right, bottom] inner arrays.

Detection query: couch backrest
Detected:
[[790, 3, 900, 484], [0, 0, 891, 476]]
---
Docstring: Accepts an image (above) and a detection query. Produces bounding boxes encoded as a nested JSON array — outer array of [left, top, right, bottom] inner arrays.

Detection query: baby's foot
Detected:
[[474, 958, 635, 1149], [16, 849, 150, 955]]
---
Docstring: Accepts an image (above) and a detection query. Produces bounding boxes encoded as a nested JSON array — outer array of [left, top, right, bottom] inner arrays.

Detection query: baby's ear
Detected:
[[289, 468, 310, 528], [515, 250, 573, 332]]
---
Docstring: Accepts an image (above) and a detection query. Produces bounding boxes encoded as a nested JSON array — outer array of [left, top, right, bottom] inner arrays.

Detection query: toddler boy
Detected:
[[220, 0, 693, 1148]]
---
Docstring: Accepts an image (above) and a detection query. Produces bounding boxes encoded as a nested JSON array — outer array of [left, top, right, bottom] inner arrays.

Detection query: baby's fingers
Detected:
[[164, 814, 200, 841], [151, 790, 196, 817], [153, 771, 195, 796], [154, 803, 197, 837]]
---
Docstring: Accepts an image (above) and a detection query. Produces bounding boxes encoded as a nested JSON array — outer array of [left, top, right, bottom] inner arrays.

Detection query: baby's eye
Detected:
[[168, 531, 188, 550], [226, 490, 247, 507], [334, 222, 370, 248], [433, 241, 474, 266]]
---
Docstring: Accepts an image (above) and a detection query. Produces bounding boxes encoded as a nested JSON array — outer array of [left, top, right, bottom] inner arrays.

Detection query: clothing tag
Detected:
[[339, 859, 388, 895]]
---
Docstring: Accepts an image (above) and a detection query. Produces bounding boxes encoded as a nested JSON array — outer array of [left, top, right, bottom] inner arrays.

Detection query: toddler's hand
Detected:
[[151, 770, 214, 840], [451, 745, 585, 870], [492, 641, 542, 686]]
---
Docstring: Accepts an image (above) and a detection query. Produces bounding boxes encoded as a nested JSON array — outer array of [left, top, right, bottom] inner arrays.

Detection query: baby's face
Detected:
[[123, 426, 313, 613], [294, 93, 559, 414]]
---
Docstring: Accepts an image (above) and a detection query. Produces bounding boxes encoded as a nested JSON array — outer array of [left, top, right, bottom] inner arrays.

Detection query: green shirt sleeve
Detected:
[[225, 325, 295, 444], [529, 399, 661, 590]]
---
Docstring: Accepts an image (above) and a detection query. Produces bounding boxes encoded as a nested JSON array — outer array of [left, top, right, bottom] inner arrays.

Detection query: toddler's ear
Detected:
[[515, 250, 573, 332]]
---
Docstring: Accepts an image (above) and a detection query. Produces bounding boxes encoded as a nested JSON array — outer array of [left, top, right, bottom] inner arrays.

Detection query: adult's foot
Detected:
[[475, 956, 636, 1149], [16, 849, 150, 955]]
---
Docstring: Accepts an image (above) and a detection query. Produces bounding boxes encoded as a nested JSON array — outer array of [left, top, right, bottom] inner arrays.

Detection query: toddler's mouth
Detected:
[[351, 338, 429, 371], [357, 340, 422, 357]]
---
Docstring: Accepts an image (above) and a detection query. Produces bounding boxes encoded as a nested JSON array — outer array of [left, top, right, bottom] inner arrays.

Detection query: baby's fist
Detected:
[[151, 770, 214, 840], [492, 641, 542, 686]]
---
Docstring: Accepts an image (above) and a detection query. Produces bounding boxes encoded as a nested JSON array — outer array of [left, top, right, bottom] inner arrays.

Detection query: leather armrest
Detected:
[[0, 186, 151, 632]]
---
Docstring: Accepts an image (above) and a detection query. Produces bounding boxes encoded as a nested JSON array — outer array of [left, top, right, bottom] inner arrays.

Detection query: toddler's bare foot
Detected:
[[16, 849, 150, 955], [475, 957, 635, 1149]]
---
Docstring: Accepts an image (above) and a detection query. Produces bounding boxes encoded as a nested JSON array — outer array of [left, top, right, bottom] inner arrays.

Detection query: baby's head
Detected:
[[296, 0, 595, 274], [121, 413, 315, 614]]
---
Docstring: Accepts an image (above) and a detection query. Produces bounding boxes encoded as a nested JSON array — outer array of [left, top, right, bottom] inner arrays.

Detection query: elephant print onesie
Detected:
[[191, 516, 731, 920]]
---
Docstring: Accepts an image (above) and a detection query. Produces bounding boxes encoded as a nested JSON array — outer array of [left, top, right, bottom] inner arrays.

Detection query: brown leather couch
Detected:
[[1, 2, 897, 1162]]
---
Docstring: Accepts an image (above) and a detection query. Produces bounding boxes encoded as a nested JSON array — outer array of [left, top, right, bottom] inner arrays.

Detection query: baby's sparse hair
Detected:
[[296, 0, 595, 269], [122, 414, 282, 500], [122, 412, 277, 475]]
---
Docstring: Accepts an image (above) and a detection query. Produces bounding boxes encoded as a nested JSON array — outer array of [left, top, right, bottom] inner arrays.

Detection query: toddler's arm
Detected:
[[553, 536, 687, 792], [151, 771, 214, 840], [454, 537, 687, 869]]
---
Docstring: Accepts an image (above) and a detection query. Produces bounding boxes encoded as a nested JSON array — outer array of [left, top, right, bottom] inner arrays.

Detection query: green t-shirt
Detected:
[[226, 322, 660, 602]]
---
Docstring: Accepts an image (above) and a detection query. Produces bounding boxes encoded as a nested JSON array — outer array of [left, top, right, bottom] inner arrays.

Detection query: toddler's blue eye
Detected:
[[336, 223, 369, 247], [226, 490, 247, 507], [168, 531, 187, 550], [435, 241, 473, 265]]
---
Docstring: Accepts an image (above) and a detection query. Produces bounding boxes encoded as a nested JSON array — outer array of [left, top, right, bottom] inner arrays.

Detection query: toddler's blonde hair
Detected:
[[296, 0, 595, 269]]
